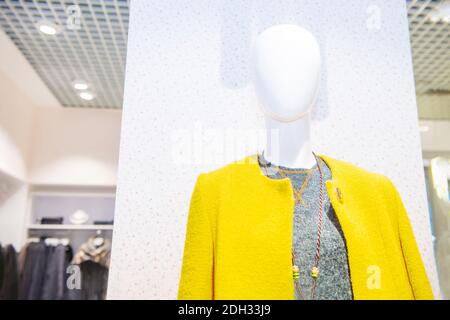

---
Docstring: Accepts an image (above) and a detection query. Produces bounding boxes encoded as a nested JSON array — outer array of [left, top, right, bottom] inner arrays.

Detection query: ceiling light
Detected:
[[72, 80, 89, 90], [36, 20, 60, 35], [79, 92, 95, 101]]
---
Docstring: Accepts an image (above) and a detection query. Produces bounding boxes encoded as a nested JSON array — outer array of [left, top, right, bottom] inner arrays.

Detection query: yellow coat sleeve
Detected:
[[178, 174, 214, 299], [390, 180, 434, 299]]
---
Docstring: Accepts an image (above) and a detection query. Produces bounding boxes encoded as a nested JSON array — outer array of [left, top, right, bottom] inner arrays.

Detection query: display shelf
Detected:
[[27, 224, 113, 231]]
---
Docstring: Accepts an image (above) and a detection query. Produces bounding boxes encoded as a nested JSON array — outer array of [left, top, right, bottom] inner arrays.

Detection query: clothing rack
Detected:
[[27, 226, 113, 254], [1, 184, 115, 300]]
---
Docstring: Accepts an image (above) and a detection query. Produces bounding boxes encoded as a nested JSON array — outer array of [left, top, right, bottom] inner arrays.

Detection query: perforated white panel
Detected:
[[108, 0, 441, 299], [0, 0, 129, 108]]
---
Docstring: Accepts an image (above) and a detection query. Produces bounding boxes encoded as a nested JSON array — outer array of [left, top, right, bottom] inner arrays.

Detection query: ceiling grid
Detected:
[[42, 0, 116, 106], [25, 1, 97, 107], [408, 0, 450, 119], [0, 1, 79, 106], [85, 0, 124, 103], [0, 0, 129, 108]]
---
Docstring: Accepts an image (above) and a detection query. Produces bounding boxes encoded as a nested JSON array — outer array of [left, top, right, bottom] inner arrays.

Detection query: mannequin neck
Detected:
[[263, 115, 316, 169]]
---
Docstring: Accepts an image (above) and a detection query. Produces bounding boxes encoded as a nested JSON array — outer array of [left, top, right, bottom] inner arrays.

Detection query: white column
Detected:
[[108, 0, 441, 299]]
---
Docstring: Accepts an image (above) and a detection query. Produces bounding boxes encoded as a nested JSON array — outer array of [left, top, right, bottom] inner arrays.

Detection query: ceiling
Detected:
[[408, 0, 450, 120], [0, 1, 448, 116], [0, 0, 129, 109]]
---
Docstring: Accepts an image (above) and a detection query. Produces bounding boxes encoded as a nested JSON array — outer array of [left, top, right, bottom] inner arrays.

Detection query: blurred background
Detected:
[[408, 0, 450, 299], [0, 0, 128, 300], [0, 0, 448, 299]]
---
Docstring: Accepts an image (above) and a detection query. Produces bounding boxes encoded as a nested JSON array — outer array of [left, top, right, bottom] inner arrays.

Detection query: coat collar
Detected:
[[242, 153, 341, 187]]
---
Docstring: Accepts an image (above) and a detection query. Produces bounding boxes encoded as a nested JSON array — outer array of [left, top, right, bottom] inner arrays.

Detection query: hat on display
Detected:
[[70, 209, 89, 225]]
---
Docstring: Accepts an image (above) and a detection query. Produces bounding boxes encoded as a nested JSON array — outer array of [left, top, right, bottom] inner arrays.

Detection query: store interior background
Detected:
[[0, 0, 449, 299], [0, 0, 126, 300]]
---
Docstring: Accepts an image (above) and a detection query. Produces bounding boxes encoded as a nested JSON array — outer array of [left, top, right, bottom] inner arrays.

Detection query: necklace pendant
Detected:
[[311, 266, 319, 279], [292, 265, 300, 280]]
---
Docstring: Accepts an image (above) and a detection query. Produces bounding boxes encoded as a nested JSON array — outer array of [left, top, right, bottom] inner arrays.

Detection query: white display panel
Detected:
[[108, 0, 440, 299]]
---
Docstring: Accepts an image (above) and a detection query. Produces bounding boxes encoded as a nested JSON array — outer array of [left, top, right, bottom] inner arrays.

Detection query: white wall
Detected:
[[0, 72, 30, 247], [28, 107, 122, 187], [0, 180, 28, 250], [420, 120, 450, 154], [0, 104, 121, 248], [0, 70, 34, 181], [108, 0, 440, 299]]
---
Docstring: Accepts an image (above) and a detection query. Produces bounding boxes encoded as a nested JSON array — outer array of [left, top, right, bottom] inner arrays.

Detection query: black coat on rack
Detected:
[[0, 244, 18, 300]]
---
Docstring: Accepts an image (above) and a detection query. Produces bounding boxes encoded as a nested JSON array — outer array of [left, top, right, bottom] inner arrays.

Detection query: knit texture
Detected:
[[258, 154, 352, 300], [178, 154, 434, 300]]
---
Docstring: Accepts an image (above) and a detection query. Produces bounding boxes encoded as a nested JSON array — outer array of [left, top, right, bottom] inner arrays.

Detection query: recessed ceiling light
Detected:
[[72, 80, 89, 90], [36, 20, 60, 35], [419, 125, 429, 133], [79, 92, 95, 101]]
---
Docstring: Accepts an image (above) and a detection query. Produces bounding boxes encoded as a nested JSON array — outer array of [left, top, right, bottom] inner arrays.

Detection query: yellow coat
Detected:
[[178, 155, 434, 300]]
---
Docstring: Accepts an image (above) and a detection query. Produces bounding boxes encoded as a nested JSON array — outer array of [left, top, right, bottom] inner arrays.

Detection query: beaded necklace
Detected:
[[271, 153, 325, 300]]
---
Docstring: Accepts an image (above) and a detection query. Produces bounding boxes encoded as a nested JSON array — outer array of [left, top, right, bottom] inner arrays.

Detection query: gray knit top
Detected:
[[258, 154, 353, 300]]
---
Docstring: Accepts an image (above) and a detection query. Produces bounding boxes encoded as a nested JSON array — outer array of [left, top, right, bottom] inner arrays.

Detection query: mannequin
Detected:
[[252, 24, 321, 169], [251, 25, 354, 300]]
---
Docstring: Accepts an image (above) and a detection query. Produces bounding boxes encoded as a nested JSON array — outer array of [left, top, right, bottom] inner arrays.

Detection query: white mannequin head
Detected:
[[251, 24, 321, 122]]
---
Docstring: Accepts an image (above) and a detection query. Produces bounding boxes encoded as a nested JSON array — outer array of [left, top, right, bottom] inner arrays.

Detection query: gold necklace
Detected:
[[278, 167, 316, 207], [267, 153, 325, 300]]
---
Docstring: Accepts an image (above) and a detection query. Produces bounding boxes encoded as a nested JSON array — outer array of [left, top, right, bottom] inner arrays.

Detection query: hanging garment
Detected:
[[19, 240, 48, 300], [66, 261, 109, 300], [0, 244, 4, 291], [67, 237, 111, 300], [41, 244, 73, 300], [178, 154, 434, 300], [73, 237, 111, 268], [16, 246, 27, 282], [0, 245, 19, 300]]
